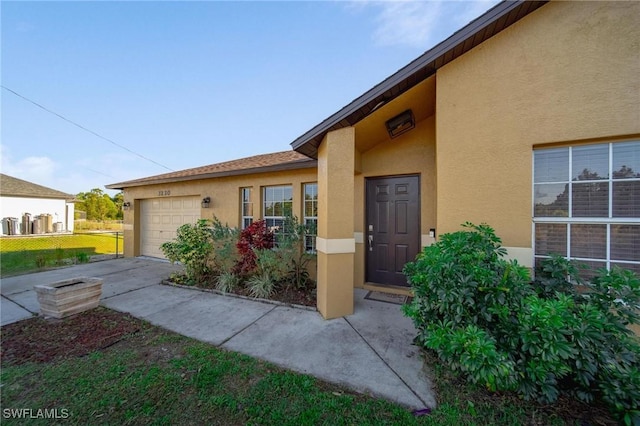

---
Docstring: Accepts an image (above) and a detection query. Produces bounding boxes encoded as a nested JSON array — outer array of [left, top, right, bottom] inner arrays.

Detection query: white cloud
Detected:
[[1, 144, 57, 185], [353, 0, 501, 49], [372, 1, 444, 48]]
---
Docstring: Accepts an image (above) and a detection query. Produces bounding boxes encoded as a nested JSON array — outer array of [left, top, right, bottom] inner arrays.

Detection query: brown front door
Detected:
[[366, 175, 420, 287]]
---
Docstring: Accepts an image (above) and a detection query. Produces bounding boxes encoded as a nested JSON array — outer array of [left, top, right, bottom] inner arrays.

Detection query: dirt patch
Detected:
[[231, 285, 316, 307], [1, 307, 143, 365], [167, 273, 317, 308]]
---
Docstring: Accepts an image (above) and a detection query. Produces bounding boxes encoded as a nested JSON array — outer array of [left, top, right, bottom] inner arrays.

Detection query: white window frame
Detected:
[[532, 141, 640, 273], [241, 187, 253, 229], [263, 185, 293, 237], [303, 182, 318, 254]]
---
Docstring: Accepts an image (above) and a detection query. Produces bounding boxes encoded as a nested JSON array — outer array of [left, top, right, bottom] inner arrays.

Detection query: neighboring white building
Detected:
[[0, 174, 76, 235]]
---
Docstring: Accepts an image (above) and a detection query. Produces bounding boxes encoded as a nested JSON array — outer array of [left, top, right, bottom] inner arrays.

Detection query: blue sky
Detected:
[[1, 0, 499, 196]]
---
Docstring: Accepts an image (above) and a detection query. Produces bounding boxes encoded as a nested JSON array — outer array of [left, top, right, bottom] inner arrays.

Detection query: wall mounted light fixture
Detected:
[[201, 197, 211, 208], [385, 109, 415, 138], [122, 202, 132, 211]]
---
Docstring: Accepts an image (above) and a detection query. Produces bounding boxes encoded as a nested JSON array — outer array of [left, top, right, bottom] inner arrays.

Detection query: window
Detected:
[[263, 185, 293, 238], [303, 183, 318, 253], [241, 188, 253, 229], [533, 141, 640, 276]]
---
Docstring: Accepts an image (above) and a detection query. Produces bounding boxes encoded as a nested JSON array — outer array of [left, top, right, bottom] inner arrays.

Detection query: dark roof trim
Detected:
[[290, 0, 547, 158], [106, 159, 317, 190], [0, 173, 75, 200]]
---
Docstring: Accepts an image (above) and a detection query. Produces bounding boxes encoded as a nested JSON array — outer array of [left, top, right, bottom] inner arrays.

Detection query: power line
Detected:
[[2, 85, 174, 172], [82, 166, 116, 180]]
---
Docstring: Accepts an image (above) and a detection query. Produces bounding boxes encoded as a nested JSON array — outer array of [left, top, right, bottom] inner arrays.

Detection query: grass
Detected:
[[74, 220, 123, 232], [1, 311, 611, 426], [0, 233, 123, 277]]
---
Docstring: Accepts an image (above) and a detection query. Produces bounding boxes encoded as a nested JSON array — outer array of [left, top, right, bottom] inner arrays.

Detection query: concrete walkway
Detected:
[[1, 258, 436, 410]]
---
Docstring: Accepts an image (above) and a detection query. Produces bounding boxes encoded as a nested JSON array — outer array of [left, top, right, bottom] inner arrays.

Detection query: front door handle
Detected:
[[368, 235, 373, 251]]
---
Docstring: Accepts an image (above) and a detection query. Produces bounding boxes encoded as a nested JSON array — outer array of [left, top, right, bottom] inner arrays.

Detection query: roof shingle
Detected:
[[0, 174, 75, 200], [106, 150, 316, 189]]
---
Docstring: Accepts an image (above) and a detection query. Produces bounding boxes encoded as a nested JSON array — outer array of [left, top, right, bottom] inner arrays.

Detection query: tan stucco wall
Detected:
[[436, 1, 640, 253], [119, 1, 639, 315], [316, 128, 355, 318], [121, 168, 317, 257], [353, 115, 437, 287]]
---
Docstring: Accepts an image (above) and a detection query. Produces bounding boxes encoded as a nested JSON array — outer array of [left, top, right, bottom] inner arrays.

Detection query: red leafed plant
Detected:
[[234, 220, 274, 275]]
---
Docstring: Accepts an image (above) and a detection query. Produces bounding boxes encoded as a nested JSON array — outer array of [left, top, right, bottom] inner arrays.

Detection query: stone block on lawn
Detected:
[[34, 277, 103, 319]]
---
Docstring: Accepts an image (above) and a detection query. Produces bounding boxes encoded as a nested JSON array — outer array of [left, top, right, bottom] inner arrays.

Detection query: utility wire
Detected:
[[2, 85, 174, 172], [82, 166, 116, 179]]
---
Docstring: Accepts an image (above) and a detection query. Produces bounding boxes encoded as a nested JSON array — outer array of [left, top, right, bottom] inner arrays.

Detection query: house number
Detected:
[[158, 190, 171, 196]]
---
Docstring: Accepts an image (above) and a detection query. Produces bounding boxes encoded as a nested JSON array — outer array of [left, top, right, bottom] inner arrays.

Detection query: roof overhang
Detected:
[[105, 158, 317, 190], [290, 0, 547, 159]]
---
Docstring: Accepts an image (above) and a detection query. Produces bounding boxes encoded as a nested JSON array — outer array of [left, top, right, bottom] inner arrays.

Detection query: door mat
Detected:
[[364, 291, 411, 305]]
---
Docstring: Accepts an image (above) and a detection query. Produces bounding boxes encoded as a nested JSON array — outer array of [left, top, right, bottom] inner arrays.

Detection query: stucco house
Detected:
[[107, 1, 640, 319], [0, 174, 76, 235]]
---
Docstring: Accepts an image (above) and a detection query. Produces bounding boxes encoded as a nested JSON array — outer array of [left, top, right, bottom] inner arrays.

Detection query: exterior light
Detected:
[[201, 197, 211, 208], [122, 202, 132, 211], [385, 109, 415, 138]]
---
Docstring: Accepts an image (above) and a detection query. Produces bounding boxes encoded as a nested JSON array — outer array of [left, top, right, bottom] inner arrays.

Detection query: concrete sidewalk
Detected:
[[1, 258, 436, 410]]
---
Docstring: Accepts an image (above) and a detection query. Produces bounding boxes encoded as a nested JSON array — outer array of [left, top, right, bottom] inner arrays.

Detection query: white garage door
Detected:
[[140, 196, 201, 258]]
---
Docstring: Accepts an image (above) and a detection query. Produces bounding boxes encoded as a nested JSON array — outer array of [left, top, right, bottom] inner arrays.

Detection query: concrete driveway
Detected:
[[1, 257, 436, 411]]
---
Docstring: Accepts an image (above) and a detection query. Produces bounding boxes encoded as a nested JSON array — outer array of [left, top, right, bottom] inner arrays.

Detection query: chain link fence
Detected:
[[0, 232, 123, 277]]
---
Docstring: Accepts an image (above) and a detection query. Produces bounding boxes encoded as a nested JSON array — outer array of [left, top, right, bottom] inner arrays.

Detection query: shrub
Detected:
[[161, 219, 214, 284], [403, 222, 532, 338], [209, 217, 240, 275], [247, 273, 275, 299], [275, 216, 315, 290], [532, 253, 582, 299], [234, 220, 274, 276], [215, 271, 240, 293], [573, 267, 640, 422], [246, 249, 285, 298], [240, 216, 316, 296], [587, 266, 640, 328], [403, 222, 640, 423]]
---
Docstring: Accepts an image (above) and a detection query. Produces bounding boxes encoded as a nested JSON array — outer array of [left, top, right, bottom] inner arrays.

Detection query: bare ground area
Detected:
[[1, 308, 146, 365]]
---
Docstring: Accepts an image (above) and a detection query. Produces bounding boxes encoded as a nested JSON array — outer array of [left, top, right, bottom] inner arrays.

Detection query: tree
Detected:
[[76, 188, 119, 221], [112, 192, 124, 220]]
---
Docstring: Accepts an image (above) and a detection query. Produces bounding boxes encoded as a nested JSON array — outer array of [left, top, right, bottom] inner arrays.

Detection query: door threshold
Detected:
[[362, 282, 413, 297]]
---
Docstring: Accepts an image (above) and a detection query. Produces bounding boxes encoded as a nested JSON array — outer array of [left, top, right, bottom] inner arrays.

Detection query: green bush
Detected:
[[215, 271, 240, 293], [161, 219, 214, 284], [246, 249, 283, 298], [532, 253, 582, 299], [403, 222, 640, 423], [276, 216, 315, 290], [209, 217, 240, 276], [161, 216, 315, 300]]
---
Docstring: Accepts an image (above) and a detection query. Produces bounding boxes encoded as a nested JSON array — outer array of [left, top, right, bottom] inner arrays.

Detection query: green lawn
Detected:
[[0, 233, 123, 277], [1, 309, 609, 425]]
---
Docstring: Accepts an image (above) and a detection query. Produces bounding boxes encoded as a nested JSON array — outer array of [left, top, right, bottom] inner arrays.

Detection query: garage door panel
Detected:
[[140, 196, 200, 258]]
